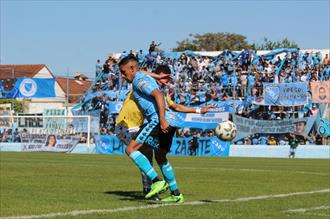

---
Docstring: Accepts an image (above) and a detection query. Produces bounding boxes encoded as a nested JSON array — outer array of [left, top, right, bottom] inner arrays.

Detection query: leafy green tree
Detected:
[[0, 99, 23, 113], [251, 37, 299, 50], [173, 32, 250, 51]]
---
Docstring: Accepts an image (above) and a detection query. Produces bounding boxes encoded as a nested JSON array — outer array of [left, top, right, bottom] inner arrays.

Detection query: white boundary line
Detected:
[[175, 166, 330, 176], [285, 205, 330, 213], [1, 189, 329, 219]]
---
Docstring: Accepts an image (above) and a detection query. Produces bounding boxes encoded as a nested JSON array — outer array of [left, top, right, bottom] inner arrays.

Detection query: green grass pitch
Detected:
[[0, 152, 329, 219]]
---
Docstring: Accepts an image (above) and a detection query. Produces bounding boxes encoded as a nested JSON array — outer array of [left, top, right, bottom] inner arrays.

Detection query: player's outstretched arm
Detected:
[[141, 70, 172, 81], [170, 103, 214, 114]]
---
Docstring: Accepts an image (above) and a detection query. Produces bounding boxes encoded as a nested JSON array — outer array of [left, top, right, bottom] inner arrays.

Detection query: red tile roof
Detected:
[[0, 64, 48, 79], [56, 78, 93, 103]]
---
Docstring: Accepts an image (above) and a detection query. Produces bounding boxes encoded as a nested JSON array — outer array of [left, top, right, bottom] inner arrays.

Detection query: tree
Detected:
[[251, 37, 299, 50], [173, 32, 250, 51], [0, 99, 23, 113]]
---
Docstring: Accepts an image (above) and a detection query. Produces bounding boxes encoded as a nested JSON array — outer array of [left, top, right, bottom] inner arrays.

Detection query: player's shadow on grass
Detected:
[[104, 191, 146, 202]]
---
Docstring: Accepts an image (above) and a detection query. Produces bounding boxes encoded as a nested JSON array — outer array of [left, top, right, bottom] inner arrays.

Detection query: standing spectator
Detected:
[[323, 54, 330, 65], [103, 60, 110, 74], [189, 135, 199, 156], [149, 41, 161, 54], [240, 49, 250, 71], [240, 73, 248, 97], [137, 49, 145, 64], [247, 73, 255, 96], [13, 128, 21, 142], [96, 59, 102, 77]]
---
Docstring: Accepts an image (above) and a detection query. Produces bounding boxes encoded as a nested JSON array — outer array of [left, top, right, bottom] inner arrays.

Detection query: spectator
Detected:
[[96, 59, 102, 77], [267, 136, 277, 145], [148, 41, 161, 54]]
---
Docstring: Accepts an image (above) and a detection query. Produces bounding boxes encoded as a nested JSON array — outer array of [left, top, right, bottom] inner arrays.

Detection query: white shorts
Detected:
[[114, 125, 140, 145]]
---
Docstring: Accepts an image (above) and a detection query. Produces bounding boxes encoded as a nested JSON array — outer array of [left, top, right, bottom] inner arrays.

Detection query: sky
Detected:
[[1, 0, 329, 79]]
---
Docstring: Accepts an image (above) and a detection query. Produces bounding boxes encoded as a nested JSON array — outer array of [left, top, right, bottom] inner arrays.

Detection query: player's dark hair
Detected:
[[155, 64, 171, 75], [118, 54, 138, 67]]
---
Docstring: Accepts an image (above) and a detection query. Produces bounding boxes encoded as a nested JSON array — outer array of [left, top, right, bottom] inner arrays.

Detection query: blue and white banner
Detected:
[[95, 135, 231, 156], [252, 48, 297, 64], [167, 111, 229, 129], [13, 78, 56, 98], [21, 133, 80, 153], [199, 100, 244, 112], [264, 82, 308, 106], [233, 114, 317, 141]]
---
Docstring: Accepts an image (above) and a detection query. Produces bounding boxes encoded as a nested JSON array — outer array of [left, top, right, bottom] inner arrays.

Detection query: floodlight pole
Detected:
[[11, 68, 15, 114]]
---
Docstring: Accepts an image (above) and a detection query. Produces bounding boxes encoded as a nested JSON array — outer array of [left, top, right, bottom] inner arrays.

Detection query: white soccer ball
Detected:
[[215, 121, 237, 141]]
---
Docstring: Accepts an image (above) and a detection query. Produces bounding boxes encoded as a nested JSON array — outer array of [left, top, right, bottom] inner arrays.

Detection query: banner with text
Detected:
[[21, 134, 80, 152], [264, 82, 308, 106], [167, 111, 229, 129], [233, 115, 317, 140], [199, 100, 243, 112], [94, 135, 230, 156]]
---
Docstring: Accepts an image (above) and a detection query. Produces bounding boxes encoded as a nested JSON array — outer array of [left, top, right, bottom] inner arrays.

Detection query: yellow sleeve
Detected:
[[166, 94, 174, 107], [116, 91, 144, 128]]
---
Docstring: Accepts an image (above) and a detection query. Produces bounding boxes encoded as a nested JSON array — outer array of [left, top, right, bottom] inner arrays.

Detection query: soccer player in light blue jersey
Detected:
[[118, 55, 183, 202]]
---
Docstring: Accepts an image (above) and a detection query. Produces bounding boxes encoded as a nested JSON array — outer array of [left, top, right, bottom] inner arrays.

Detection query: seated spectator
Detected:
[[267, 136, 278, 145]]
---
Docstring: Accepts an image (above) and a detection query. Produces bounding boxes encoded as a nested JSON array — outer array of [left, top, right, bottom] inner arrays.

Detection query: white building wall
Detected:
[[26, 100, 65, 114], [33, 67, 54, 78]]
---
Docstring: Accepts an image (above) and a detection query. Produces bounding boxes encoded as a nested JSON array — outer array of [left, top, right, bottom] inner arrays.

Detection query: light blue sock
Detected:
[[129, 151, 158, 181], [159, 160, 178, 191]]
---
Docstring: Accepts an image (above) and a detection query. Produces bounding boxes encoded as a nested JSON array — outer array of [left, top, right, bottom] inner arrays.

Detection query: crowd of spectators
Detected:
[[82, 43, 330, 145]]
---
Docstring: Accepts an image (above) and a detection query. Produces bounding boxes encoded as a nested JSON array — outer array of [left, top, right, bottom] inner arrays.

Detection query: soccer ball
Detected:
[[215, 121, 237, 141]]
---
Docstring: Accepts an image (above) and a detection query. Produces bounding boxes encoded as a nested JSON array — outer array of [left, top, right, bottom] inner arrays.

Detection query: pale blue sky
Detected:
[[1, 0, 329, 79]]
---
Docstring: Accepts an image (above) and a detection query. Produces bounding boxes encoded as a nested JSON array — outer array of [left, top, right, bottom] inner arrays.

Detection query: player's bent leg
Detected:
[[139, 146, 160, 200], [126, 140, 159, 183], [139, 146, 154, 192]]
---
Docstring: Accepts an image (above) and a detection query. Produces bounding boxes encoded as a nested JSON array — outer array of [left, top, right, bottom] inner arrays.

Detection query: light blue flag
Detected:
[[14, 78, 55, 98], [264, 82, 308, 106]]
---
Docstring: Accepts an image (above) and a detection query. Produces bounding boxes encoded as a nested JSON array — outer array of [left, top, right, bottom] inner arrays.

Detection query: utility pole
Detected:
[[66, 68, 69, 116], [11, 67, 15, 114]]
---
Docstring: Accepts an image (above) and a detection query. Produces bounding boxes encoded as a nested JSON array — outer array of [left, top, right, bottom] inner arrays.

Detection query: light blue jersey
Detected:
[[132, 72, 160, 122]]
